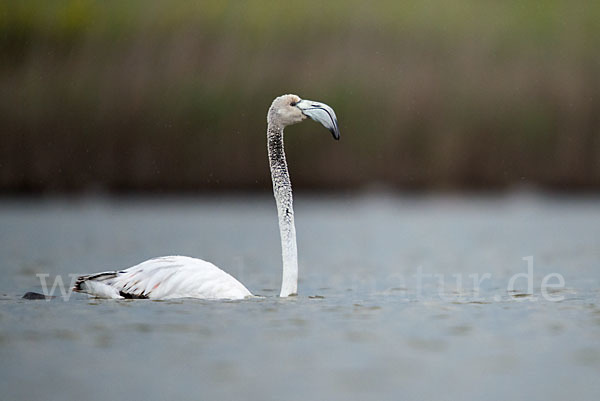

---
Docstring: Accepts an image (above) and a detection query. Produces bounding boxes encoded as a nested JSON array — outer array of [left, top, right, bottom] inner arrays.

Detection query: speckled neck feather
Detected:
[[267, 123, 298, 297]]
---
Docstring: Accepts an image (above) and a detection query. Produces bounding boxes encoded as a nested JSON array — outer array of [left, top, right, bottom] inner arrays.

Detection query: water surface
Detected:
[[1, 194, 599, 400]]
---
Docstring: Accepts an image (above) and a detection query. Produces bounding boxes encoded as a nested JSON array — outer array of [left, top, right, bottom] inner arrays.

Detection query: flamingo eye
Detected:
[[290, 101, 297, 107]]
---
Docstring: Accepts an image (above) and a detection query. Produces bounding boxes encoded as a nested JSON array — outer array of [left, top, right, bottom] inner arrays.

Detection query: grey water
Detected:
[[1, 193, 599, 401]]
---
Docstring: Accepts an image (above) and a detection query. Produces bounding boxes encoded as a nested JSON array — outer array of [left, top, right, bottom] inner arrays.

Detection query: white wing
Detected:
[[74, 256, 252, 300]]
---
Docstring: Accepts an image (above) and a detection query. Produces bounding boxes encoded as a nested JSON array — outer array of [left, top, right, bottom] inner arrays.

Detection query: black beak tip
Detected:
[[330, 128, 340, 140]]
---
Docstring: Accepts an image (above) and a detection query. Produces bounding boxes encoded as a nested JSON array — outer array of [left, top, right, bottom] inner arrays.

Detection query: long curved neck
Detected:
[[267, 122, 298, 297]]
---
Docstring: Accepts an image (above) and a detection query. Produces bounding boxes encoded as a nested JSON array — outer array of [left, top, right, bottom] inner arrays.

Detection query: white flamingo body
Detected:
[[76, 256, 252, 300], [74, 94, 339, 300]]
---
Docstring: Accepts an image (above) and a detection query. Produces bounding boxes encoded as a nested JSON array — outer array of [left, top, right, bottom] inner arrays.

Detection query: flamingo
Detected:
[[73, 94, 340, 299]]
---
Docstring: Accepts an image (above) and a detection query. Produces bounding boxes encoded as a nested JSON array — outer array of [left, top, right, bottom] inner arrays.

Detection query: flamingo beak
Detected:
[[295, 99, 340, 140]]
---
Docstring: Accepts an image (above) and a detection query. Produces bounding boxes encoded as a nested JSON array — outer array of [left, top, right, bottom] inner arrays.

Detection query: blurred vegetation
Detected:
[[1, 0, 599, 193]]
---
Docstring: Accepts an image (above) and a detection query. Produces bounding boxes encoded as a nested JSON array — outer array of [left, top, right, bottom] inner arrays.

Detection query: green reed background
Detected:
[[1, 0, 599, 192]]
